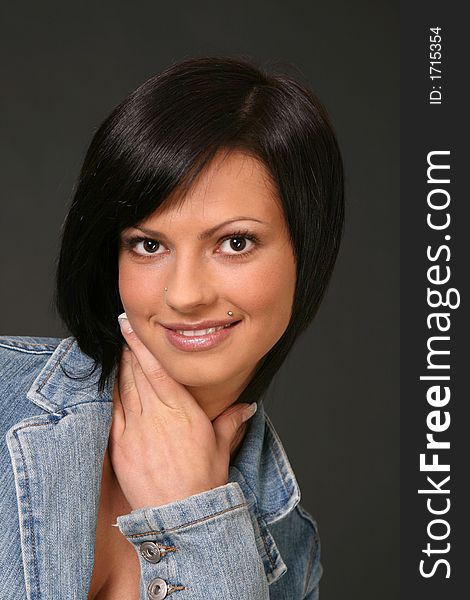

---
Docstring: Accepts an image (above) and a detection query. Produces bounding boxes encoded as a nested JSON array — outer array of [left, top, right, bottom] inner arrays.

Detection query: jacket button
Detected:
[[140, 541, 162, 563], [147, 577, 168, 600]]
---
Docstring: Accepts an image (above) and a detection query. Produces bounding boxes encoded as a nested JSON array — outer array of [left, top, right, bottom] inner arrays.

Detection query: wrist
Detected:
[[129, 478, 230, 511]]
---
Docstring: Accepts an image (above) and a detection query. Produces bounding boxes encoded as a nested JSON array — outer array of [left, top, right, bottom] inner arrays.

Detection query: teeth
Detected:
[[175, 324, 232, 336]]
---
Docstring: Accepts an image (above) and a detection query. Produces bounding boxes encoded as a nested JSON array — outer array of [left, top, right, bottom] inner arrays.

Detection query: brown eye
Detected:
[[218, 230, 260, 259], [143, 240, 159, 253], [220, 236, 252, 255], [229, 236, 247, 251], [123, 236, 167, 258]]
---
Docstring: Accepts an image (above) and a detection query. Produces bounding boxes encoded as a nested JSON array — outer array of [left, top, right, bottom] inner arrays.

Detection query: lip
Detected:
[[161, 319, 239, 330], [162, 320, 241, 352]]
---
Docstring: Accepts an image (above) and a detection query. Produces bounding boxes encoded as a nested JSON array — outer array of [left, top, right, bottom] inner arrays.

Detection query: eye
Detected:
[[123, 236, 167, 257], [217, 230, 260, 259], [121, 229, 261, 261]]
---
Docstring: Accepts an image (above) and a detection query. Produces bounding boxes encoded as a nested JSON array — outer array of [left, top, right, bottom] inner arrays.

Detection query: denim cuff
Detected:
[[116, 481, 247, 537], [115, 482, 270, 599]]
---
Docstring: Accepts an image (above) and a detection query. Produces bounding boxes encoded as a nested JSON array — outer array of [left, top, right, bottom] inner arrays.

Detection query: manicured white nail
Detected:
[[118, 312, 133, 333], [243, 402, 258, 421]]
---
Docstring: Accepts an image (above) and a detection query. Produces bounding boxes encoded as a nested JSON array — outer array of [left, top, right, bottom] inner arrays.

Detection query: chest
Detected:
[[88, 529, 141, 599], [88, 451, 141, 600]]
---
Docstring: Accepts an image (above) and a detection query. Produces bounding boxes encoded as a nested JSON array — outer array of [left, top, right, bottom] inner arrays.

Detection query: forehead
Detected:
[[148, 151, 283, 224]]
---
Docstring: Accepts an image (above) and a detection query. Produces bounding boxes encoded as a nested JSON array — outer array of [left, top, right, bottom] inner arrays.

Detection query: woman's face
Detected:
[[118, 151, 296, 410]]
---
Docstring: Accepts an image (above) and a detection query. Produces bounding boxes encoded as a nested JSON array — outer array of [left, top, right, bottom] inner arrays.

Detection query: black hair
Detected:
[[54, 56, 344, 404]]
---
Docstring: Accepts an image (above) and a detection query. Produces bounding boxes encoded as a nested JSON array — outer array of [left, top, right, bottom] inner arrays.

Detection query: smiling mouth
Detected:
[[174, 322, 239, 336], [162, 320, 242, 352]]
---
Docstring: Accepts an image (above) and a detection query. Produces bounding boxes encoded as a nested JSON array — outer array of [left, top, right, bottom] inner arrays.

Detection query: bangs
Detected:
[[86, 58, 269, 232]]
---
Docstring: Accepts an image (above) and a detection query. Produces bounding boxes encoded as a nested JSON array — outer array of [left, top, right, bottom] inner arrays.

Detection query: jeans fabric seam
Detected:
[[125, 501, 247, 538], [12, 422, 47, 599]]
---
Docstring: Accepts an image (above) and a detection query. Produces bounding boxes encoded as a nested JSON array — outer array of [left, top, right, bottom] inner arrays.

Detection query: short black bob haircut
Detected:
[[55, 56, 344, 405]]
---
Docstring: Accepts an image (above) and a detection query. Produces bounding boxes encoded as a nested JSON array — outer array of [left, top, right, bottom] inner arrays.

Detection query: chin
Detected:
[[145, 340, 254, 390], [165, 366, 230, 388]]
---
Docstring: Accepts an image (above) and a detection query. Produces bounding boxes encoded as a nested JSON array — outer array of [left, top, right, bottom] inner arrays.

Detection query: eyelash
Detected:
[[121, 229, 261, 261]]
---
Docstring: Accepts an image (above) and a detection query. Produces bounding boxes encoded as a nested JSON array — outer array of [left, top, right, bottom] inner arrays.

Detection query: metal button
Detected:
[[147, 577, 168, 600], [140, 541, 162, 563]]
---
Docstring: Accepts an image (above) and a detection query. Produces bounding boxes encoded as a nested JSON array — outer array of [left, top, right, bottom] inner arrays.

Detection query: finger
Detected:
[[129, 348, 165, 413], [213, 402, 258, 454], [110, 378, 125, 438], [118, 344, 143, 418], [118, 312, 195, 410]]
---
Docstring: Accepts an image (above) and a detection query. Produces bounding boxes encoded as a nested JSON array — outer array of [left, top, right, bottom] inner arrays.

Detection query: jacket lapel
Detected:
[[6, 338, 114, 599], [229, 404, 301, 585]]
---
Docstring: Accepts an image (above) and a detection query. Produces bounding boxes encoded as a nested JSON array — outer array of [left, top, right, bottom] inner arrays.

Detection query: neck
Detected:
[[185, 367, 255, 422], [184, 369, 256, 461]]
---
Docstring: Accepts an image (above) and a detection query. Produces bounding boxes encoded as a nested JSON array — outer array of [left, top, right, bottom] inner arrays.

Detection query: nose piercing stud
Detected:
[[164, 287, 168, 291]]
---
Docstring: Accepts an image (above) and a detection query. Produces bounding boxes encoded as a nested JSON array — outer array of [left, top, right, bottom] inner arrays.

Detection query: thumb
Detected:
[[213, 402, 258, 453]]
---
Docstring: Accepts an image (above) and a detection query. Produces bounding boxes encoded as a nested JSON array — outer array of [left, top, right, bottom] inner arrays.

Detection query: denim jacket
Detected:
[[0, 335, 321, 600]]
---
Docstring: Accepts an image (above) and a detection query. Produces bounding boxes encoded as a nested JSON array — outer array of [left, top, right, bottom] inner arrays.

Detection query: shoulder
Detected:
[[0, 335, 64, 420], [0, 336, 64, 596], [0, 334, 63, 357], [0, 335, 63, 383], [269, 503, 322, 598], [0, 334, 63, 354]]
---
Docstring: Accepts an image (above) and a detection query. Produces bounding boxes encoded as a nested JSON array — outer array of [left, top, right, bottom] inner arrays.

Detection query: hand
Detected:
[[108, 315, 257, 511]]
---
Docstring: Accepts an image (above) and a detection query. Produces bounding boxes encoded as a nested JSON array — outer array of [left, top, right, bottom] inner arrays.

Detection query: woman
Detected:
[[0, 57, 344, 599]]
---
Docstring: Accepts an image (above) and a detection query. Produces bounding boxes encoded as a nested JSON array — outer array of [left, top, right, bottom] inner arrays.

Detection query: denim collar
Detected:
[[26, 336, 301, 583]]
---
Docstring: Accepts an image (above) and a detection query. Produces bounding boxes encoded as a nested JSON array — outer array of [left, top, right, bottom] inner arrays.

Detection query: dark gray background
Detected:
[[0, 1, 399, 598]]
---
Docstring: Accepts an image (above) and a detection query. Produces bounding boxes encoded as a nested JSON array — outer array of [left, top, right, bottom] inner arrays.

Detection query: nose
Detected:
[[164, 252, 217, 313]]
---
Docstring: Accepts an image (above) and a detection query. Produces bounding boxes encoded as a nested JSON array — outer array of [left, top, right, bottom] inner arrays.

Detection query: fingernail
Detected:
[[243, 402, 258, 421], [118, 312, 133, 334]]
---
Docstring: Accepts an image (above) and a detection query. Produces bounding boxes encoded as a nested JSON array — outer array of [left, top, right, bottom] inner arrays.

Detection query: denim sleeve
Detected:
[[295, 504, 322, 600], [304, 584, 319, 600], [116, 482, 270, 600], [304, 520, 322, 600]]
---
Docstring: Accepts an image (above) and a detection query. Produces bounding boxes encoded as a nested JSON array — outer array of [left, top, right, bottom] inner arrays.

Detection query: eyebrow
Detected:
[[132, 217, 269, 241]]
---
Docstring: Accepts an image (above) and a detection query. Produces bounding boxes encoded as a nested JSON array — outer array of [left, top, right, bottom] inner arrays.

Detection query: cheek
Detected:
[[235, 254, 296, 337], [118, 260, 159, 311], [118, 260, 136, 308]]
